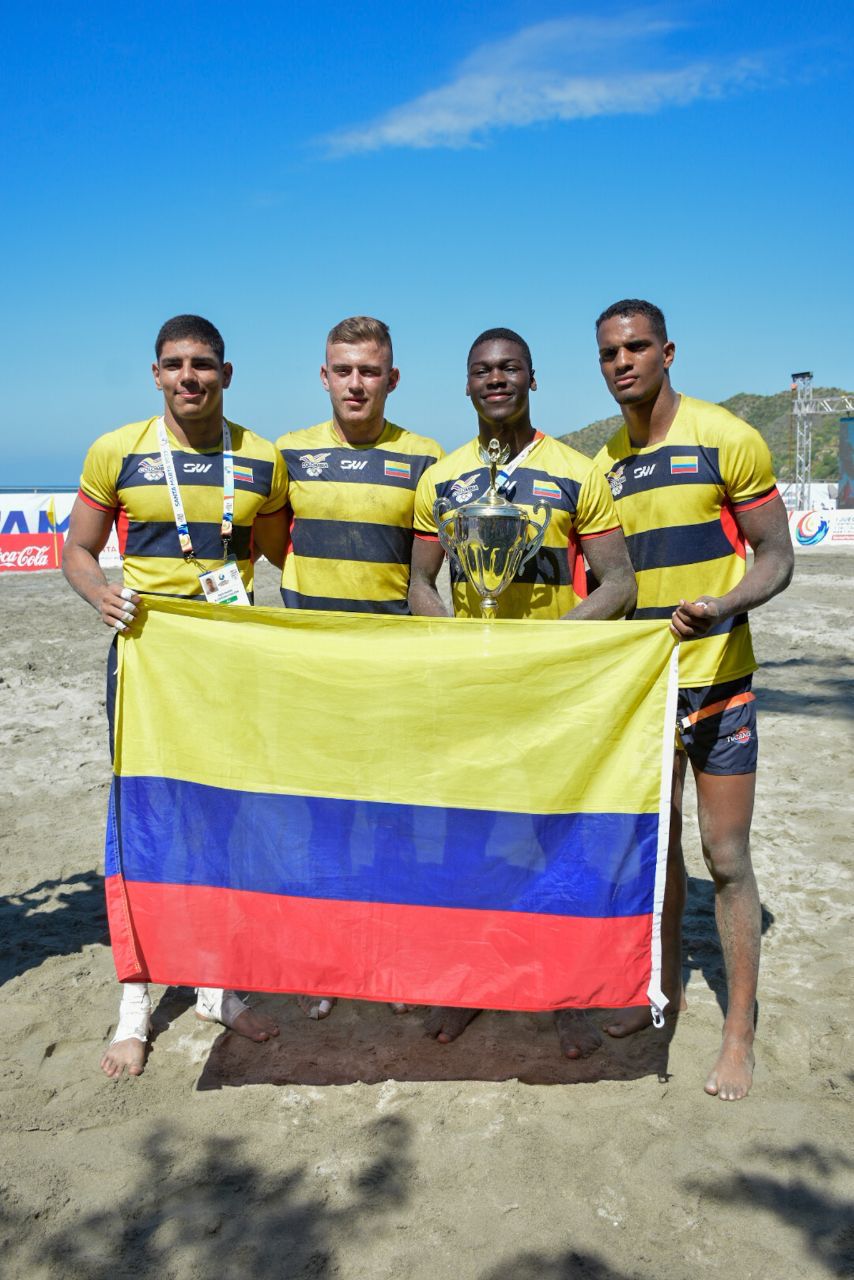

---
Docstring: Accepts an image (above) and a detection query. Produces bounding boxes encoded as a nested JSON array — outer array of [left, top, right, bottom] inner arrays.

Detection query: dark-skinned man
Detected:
[[409, 327, 637, 1058], [593, 298, 793, 1100]]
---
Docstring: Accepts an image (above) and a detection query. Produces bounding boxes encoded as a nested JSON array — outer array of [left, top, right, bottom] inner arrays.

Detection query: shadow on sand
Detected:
[[0, 870, 107, 985], [682, 875, 774, 1017], [1, 1115, 414, 1279]]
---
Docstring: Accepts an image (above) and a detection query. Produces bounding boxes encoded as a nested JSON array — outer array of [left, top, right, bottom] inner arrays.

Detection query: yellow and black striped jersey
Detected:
[[414, 433, 620, 619], [276, 420, 443, 613], [79, 417, 287, 598], [594, 395, 779, 687]]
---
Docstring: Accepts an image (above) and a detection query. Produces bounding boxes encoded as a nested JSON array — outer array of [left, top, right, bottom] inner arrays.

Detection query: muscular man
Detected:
[[593, 298, 793, 1100], [276, 315, 443, 1017], [409, 327, 637, 1056], [63, 314, 289, 1078]]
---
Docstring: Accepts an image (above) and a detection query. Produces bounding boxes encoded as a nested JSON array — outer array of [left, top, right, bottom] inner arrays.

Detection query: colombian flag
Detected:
[[105, 601, 678, 1014]]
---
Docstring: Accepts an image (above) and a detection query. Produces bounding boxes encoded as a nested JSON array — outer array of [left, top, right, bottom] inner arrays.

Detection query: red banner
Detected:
[[0, 532, 64, 573]]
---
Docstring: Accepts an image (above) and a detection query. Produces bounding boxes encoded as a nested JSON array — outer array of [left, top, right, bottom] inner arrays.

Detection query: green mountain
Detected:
[[559, 388, 853, 481]]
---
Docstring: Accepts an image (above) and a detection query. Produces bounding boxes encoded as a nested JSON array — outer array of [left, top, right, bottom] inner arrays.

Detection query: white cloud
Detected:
[[321, 16, 766, 156]]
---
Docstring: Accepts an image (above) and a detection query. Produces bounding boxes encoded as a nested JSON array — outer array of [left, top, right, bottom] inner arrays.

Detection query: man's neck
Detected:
[[622, 384, 680, 448], [477, 420, 537, 458], [163, 407, 224, 450], [331, 415, 386, 446]]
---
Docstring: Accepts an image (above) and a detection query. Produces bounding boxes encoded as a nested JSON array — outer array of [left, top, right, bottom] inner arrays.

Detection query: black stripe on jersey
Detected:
[[291, 519, 414, 564], [281, 447, 435, 488], [123, 521, 253, 560], [449, 545, 570, 588], [633, 606, 748, 636], [607, 446, 723, 497], [117, 452, 274, 494], [281, 588, 410, 615], [625, 519, 736, 572]]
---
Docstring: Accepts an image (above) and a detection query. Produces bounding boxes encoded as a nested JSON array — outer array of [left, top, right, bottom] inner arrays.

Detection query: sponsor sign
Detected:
[[0, 492, 121, 572], [788, 508, 854, 551]]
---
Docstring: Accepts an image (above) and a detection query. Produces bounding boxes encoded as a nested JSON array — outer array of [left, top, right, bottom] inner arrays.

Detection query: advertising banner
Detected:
[[0, 492, 121, 572], [788, 508, 854, 551]]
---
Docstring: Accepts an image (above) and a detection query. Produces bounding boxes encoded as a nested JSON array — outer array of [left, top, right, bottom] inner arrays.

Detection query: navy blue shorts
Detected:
[[676, 675, 758, 775]]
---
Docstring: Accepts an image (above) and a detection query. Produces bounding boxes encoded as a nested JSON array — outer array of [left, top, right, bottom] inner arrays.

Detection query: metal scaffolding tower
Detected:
[[790, 373, 854, 510]]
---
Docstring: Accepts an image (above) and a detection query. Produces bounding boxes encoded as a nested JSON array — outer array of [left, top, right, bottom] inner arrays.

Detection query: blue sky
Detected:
[[3, 0, 852, 483]]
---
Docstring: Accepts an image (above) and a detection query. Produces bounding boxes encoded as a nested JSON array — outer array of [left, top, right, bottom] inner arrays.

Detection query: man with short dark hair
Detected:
[[409, 327, 637, 1054], [63, 314, 289, 1077], [276, 316, 443, 1017], [593, 298, 793, 1100]]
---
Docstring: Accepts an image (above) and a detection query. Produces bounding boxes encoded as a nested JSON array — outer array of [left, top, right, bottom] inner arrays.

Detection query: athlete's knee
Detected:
[[701, 836, 753, 887]]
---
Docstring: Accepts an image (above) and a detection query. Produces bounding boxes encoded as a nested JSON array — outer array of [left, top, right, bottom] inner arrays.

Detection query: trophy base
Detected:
[[479, 596, 499, 620]]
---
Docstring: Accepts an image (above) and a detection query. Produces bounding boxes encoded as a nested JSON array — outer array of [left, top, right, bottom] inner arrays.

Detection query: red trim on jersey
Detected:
[[414, 530, 440, 542], [115, 504, 129, 556], [567, 526, 587, 598], [720, 500, 747, 559], [732, 486, 779, 514], [79, 488, 116, 515], [578, 524, 621, 540]]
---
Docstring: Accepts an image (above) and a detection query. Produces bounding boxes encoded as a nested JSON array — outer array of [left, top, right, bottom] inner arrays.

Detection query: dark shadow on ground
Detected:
[[195, 1000, 677, 1091], [482, 1252, 646, 1279], [754, 675, 854, 720], [685, 1142, 854, 1277], [2, 1115, 413, 1279], [0, 871, 107, 985], [682, 875, 774, 1016]]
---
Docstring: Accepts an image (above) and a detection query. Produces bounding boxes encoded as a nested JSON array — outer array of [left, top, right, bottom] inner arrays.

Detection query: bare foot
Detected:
[[603, 988, 687, 1039], [424, 1006, 480, 1043], [296, 995, 336, 1020], [100, 1037, 146, 1079], [196, 990, 279, 1040], [704, 1033, 755, 1101], [554, 1010, 603, 1059]]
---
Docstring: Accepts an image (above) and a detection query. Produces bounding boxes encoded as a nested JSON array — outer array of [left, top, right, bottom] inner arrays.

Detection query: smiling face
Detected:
[[152, 338, 232, 431], [320, 339, 399, 441], [466, 338, 537, 432], [596, 313, 675, 408]]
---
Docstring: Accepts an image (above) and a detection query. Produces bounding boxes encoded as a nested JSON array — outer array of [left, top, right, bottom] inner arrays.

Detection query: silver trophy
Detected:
[[433, 438, 551, 619]]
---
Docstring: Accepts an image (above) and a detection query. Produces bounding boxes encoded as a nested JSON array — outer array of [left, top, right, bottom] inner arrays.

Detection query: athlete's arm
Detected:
[[562, 527, 637, 621], [408, 538, 451, 617], [62, 497, 140, 629], [671, 494, 794, 639], [252, 507, 288, 569]]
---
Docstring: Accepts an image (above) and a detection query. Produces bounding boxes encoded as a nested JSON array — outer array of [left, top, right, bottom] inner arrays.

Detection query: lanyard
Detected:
[[156, 417, 234, 561], [482, 430, 544, 492]]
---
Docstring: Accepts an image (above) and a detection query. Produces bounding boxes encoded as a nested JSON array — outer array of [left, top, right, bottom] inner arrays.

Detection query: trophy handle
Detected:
[[432, 497, 461, 569], [519, 502, 552, 568]]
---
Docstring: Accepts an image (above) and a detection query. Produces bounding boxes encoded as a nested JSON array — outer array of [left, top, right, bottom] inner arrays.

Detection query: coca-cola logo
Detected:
[[0, 544, 51, 568]]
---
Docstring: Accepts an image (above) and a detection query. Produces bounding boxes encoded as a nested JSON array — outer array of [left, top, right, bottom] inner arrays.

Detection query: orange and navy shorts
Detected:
[[676, 675, 758, 775]]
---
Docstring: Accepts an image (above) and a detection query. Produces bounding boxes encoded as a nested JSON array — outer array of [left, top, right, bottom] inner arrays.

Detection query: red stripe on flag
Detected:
[[106, 878, 654, 1011]]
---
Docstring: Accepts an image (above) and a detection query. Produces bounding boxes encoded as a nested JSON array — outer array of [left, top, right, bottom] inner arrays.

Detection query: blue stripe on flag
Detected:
[[114, 776, 658, 917]]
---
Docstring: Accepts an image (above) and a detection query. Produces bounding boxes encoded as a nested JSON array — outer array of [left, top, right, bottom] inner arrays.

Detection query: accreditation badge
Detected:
[[198, 561, 250, 606]]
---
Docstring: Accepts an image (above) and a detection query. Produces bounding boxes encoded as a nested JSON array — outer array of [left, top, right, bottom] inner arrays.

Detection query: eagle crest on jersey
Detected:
[[606, 463, 626, 497], [299, 452, 331, 476]]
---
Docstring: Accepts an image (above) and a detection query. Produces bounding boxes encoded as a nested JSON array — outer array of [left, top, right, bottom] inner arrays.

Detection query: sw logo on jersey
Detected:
[[532, 479, 561, 502], [384, 459, 411, 480], [606, 463, 626, 497], [340, 459, 369, 471], [633, 464, 656, 479], [138, 457, 165, 482], [300, 452, 331, 476], [450, 474, 480, 503], [671, 456, 699, 475], [233, 464, 254, 483], [183, 462, 212, 474]]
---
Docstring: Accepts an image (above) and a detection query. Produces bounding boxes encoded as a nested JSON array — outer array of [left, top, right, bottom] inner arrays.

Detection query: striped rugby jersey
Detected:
[[79, 417, 287, 597], [414, 433, 620, 619], [594, 395, 779, 687], [276, 420, 443, 613]]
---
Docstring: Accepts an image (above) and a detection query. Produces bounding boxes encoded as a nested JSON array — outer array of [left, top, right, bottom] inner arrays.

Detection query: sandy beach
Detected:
[[2, 554, 853, 1280]]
